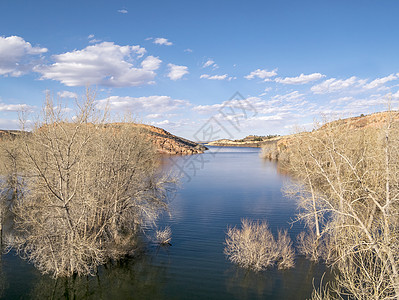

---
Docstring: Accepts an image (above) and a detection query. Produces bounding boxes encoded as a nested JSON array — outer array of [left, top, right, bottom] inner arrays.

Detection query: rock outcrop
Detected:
[[136, 124, 207, 155]]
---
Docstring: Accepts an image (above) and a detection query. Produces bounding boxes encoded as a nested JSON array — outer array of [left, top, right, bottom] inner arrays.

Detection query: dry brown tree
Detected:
[[284, 113, 399, 299], [1, 90, 174, 278]]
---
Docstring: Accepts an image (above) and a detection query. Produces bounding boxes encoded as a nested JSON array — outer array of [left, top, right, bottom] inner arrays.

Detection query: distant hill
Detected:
[[206, 135, 280, 148], [0, 124, 207, 155], [261, 111, 399, 160]]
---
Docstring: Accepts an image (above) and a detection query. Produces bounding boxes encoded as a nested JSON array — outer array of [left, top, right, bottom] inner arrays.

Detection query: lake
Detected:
[[0, 146, 328, 299]]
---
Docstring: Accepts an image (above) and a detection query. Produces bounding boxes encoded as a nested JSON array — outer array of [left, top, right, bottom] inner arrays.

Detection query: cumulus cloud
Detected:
[[0, 102, 31, 112], [363, 74, 399, 89], [117, 9, 128, 13], [275, 73, 325, 85], [0, 35, 48, 77], [200, 74, 234, 81], [184, 48, 193, 53], [34, 42, 162, 87], [311, 76, 366, 94], [153, 38, 173, 46], [57, 91, 78, 99], [141, 56, 162, 71], [244, 68, 277, 80], [96, 95, 190, 112], [167, 64, 189, 80]]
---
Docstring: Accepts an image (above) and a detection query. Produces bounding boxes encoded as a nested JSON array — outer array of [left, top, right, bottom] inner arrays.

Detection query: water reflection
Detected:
[[224, 258, 331, 300], [29, 252, 168, 300], [0, 257, 7, 299]]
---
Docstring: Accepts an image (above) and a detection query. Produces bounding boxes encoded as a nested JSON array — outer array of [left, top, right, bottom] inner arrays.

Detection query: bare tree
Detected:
[[3, 90, 175, 278], [284, 112, 399, 299]]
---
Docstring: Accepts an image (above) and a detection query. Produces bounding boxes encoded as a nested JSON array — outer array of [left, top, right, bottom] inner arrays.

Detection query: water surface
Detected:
[[0, 146, 328, 299]]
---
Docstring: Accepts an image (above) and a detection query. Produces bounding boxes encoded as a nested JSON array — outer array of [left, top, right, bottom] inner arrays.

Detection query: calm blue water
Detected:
[[0, 146, 328, 299]]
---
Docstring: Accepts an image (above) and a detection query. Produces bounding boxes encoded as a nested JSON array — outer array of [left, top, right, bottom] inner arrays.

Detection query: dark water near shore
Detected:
[[0, 146, 328, 299]]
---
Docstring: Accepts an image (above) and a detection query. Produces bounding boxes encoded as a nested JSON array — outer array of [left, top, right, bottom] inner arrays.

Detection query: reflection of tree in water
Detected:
[[30, 253, 167, 300], [224, 258, 331, 299], [225, 267, 275, 299], [0, 256, 8, 298]]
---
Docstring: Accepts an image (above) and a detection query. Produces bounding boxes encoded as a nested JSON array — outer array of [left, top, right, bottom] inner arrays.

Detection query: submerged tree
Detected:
[[284, 112, 399, 299], [1, 90, 174, 278], [224, 219, 294, 271]]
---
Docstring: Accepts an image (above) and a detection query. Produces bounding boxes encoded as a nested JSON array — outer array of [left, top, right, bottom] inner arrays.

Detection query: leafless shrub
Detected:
[[2, 90, 175, 278], [224, 219, 294, 271], [308, 278, 341, 300], [276, 229, 295, 269], [155, 226, 172, 245]]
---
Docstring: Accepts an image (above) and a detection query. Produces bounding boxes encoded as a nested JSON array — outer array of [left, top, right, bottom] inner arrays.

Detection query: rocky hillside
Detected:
[[137, 124, 207, 155], [0, 125, 207, 156], [261, 111, 399, 161]]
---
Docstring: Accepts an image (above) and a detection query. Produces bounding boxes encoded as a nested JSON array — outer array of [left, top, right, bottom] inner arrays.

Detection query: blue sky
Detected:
[[1, 0, 399, 140]]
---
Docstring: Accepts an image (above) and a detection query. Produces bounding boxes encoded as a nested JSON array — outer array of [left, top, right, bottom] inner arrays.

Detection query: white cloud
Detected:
[[167, 64, 189, 80], [330, 96, 354, 104], [275, 73, 325, 85], [35, 42, 161, 87], [0, 35, 48, 77], [153, 38, 173, 46], [184, 48, 193, 53], [152, 120, 171, 126], [364, 74, 399, 89], [203, 59, 215, 68], [141, 56, 162, 71], [0, 102, 31, 111], [87, 34, 102, 44], [57, 91, 78, 99], [244, 68, 277, 80], [192, 91, 309, 121], [250, 114, 284, 121], [146, 113, 163, 119], [311, 76, 365, 94], [117, 9, 128, 14], [271, 91, 305, 103], [260, 87, 272, 96], [96, 95, 190, 112], [200, 74, 234, 81], [392, 90, 399, 100]]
